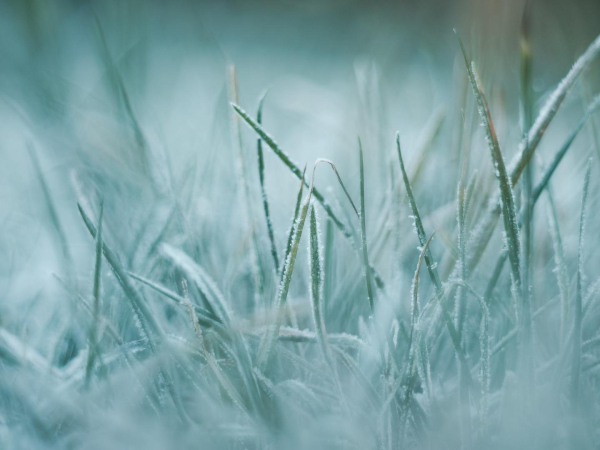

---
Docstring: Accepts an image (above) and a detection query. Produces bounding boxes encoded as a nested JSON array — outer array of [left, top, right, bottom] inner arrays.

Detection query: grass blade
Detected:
[[228, 65, 264, 306], [257, 181, 312, 369], [161, 244, 232, 324], [308, 204, 334, 370], [85, 200, 104, 387], [359, 141, 375, 311], [571, 158, 592, 407], [395, 133, 442, 293], [546, 186, 570, 341], [256, 89, 280, 276]]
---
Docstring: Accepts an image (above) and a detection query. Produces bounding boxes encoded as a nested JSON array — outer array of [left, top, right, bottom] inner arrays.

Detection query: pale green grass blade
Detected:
[[359, 142, 375, 311], [77, 203, 163, 341], [228, 65, 264, 305], [395, 133, 442, 293], [532, 94, 600, 203], [545, 187, 570, 340], [85, 200, 104, 387], [127, 271, 222, 329], [161, 244, 232, 324], [281, 165, 307, 275], [520, 5, 534, 333], [257, 185, 312, 369], [308, 204, 334, 368], [458, 34, 522, 296], [571, 158, 592, 406], [77, 202, 189, 422], [182, 280, 250, 417], [256, 89, 280, 276], [397, 133, 471, 384]]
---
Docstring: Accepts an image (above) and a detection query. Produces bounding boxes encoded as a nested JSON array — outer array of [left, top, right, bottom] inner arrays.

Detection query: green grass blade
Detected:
[[228, 65, 264, 306], [571, 158, 592, 406], [308, 204, 334, 370], [77, 203, 162, 341], [161, 244, 232, 324], [256, 89, 280, 276], [359, 142, 375, 311], [532, 94, 600, 203], [395, 133, 442, 293], [280, 166, 306, 284], [545, 187, 570, 341], [85, 200, 104, 387], [258, 186, 312, 369], [127, 271, 222, 329], [458, 34, 522, 295], [520, 4, 535, 335]]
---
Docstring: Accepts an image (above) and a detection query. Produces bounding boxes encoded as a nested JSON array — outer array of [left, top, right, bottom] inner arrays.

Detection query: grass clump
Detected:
[[3, 3, 600, 449]]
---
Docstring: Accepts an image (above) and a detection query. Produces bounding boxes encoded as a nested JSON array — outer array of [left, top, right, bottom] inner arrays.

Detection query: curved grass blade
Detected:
[[127, 271, 222, 329], [232, 103, 384, 289], [182, 280, 250, 417], [161, 244, 232, 324]]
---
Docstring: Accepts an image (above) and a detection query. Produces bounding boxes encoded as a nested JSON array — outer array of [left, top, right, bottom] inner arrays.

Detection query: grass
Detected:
[[3, 3, 600, 449]]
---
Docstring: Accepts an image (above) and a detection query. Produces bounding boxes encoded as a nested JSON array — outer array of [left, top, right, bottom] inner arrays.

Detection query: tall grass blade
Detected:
[[571, 158, 592, 407], [85, 200, 104, 387], [395, 133, 442, 293], [228, 65, 264, 306], [257, 182, 312, 369], [359, 141, 375, 311], [256, 89, 280, 276], [308, 204, 334, 370], [546, 187, 570, 340], [520, 3, 535, 318]]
